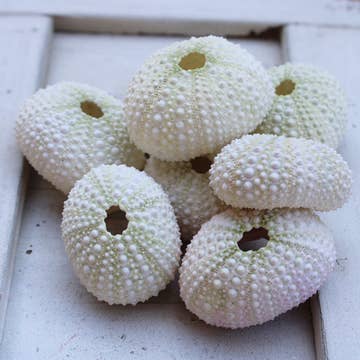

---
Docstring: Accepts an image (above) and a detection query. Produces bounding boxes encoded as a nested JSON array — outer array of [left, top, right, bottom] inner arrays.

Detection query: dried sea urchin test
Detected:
[[62, 165, 181, 305], [16, 82, 145, 193], [125, 36, 274, 161], [210, 134, 352, 211], [145, 155, 225, 239], [179, 208, 336, 328], [256, 63, 347, 148]]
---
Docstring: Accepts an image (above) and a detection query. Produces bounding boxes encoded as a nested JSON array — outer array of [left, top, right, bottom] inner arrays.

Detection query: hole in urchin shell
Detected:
[[190, 156, 212, 174], [144, 153, 150, 159], [80, 100, 104, 118], [179, 52, 206, 70], [105, 206, 128, 236], [238, 227, 269, 252], [275, 79, 296, 96]]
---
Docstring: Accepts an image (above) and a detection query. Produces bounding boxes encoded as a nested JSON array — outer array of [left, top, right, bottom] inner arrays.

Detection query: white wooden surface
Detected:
[[1, 33, 317, 360], [0, 15, 52, 341], [283, 25, 360, 360], [1, 0, 360, 34]]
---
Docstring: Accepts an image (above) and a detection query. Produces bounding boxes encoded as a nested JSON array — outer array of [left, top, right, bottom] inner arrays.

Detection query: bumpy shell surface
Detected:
[[16, 82, 145, 193], [62, 165, 181, 305], [180, 208, 336, 328], [210, 134, 352, 211], [256, 63, 347, 148], [145, 156, 225, 239], [125, 35, 273, 161]]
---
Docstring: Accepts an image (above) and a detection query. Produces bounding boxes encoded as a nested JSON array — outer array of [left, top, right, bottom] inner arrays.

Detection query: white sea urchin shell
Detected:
[[145, 156, 225, 239], [256, 63, 347, 148], [179, 208, 336, 328], [16, 82, 145, 193], [62, 164, 181, 305], [125, 35, 274, 161], [210, 134, 352, 211]]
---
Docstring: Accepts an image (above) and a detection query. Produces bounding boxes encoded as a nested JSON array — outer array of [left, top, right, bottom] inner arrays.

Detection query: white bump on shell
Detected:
[[256, 63, 347, 149], [61, 164, 181, 305], [16, 82, 145, 193], [125, 35, 274, 161], [179, 208, 336, 329], [210, 134, 352, 211], [145, 156, 225, 239]]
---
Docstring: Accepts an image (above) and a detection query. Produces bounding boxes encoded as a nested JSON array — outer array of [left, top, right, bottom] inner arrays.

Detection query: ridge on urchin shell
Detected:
[[16, 82, 145, 193], [145, 155, 226, 239], [210, 134, 352, 211], [125, 35, 274, 161], [256, 63, 347, 148], [179, 208, 336, 329], [61, 164, 181, 305]]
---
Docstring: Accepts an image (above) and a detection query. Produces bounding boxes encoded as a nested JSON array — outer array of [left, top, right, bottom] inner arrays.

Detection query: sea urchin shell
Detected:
[[62, 164, 181, 305], [179, 208, 336, 328], [210, 134, 352, 211], [125, 35, 273, 161], [145, 155, 225, 239], [16, 82, 145, 193], [256, 63, 347, 148]]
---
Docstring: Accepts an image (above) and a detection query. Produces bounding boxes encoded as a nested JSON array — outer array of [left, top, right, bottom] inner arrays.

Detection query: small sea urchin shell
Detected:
[[16, 82, 145, 193], [256, 63, 347, 148], [62, 164, 181, 305], [210, 134, 351, 211], [125, 35, 273, 161], [145, 155, 225, 239], [179, 208, 336, 328]]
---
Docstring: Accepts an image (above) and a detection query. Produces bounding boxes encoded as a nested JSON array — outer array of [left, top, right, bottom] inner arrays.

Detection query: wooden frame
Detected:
[[0, 3, 359, 359]]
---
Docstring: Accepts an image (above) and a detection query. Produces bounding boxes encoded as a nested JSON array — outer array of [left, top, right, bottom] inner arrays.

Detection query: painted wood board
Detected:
[[1, 33, 316, 359], [0, 15, 52, 341], [283, 24, 360, 360], [1, 0, 360, 34]]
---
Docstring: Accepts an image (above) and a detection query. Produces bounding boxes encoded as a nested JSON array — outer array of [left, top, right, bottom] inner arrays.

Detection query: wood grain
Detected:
[[1, 0, 360, 34], [0, 15, 52, 341]]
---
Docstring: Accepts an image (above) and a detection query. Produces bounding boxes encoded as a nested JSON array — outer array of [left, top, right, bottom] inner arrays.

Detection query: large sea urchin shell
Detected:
[[125, 36, 273, 161], [62, 165, 181, 305], [16, 82, 145, 193], [210, 134, 352, 210], [145, 156, 225, 239], [179, 208, 336, 328], [256, 63, 347, 148]]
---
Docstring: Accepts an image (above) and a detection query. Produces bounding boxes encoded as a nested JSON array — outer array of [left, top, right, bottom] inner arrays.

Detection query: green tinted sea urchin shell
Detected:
[[180, 208, 336, 328], [125, 35, 274, 161], [62, 164, 181, 305], [210, 134, 352, 211], [16, 82, 145, 193]]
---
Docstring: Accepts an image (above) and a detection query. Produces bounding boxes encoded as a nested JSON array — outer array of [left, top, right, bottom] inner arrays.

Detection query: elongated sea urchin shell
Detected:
[[125, 36, 273, 161], [16, 82, 145, 193], [210, 134, 352, 211], [179, 208, 336, 328], [145, 156, 225, 239], [62, 164, 181, 305], [256, 63, 347, 148]]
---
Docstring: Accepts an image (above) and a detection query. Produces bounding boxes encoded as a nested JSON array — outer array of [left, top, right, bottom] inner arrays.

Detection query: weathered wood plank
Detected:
[[0, 15, 53, 340], [283, 24, 360, 360], [1, 0, 360, 34], [2, 33, 317, 359]]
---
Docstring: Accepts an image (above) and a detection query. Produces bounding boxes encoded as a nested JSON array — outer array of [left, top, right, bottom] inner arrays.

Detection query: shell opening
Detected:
[[179, 52, 206, 70], [275, 79, 296, 96], [238, 227, 269, 252], [80, 100, 104, 118], [190, 156, 212, 174], [105, 206, 129, 236]]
